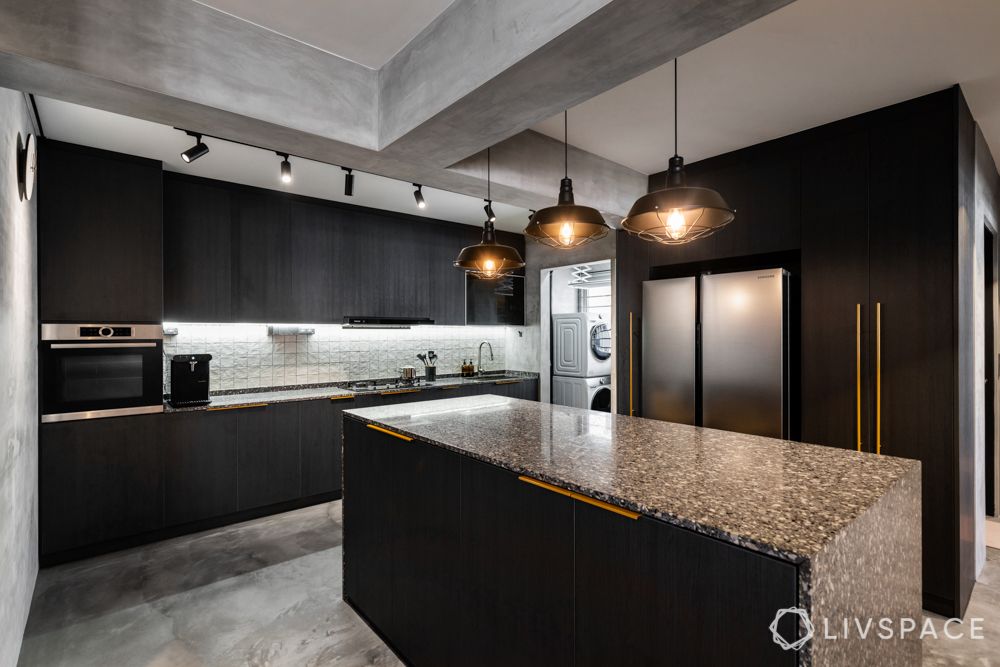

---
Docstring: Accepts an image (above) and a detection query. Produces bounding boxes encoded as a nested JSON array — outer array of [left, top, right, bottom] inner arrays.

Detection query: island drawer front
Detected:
[[575, 501, 799, 666]]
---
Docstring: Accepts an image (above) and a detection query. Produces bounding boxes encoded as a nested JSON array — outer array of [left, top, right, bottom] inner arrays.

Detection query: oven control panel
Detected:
[[79, 326, 133, 338]]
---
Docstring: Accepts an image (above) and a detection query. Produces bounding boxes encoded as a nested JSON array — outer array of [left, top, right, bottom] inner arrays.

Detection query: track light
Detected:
[[277, 153, 292, 184], [484, 200, 496, 222], [413, 184, 426, 209], [180, 131, 209, 163], [343, 167, 354, 196]]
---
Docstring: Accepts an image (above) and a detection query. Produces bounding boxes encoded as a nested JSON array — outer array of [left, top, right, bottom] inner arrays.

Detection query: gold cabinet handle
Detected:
[[518, 475, 640, 520], [856, 304, 862, 452], [366, 423, 412, 441], [629, 311, 634, 416], [439, 385, 462, 390], [329, 394, 354, 401], [380, 388, 420, 396], [876, 302, 882, 455], [494, 379, 520, 385], [207, 402, 268, 411]]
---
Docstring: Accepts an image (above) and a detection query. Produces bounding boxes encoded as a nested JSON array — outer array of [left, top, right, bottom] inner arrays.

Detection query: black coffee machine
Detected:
[[169, 354, 213, 407]]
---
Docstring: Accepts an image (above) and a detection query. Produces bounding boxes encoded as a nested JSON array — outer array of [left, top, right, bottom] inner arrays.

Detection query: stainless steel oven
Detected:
[[41, 324, 164, 423]]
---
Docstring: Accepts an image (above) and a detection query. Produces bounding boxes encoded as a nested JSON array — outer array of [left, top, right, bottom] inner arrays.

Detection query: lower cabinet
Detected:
[[574, 502, 798, 667], [236, 403, 301, 510], [343, 416, 790, 667], [460, 458, 575, 667], [300, 398, 352, 497], [40, 416, 165, 557], [163, 409, 238, 525]]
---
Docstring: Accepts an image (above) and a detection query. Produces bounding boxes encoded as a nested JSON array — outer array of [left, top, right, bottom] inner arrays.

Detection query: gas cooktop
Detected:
[[349, 380, 434, 392]]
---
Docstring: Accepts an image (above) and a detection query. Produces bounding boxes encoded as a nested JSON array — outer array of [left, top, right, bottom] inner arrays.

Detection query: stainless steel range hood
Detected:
[[342, 316, 435, 329]]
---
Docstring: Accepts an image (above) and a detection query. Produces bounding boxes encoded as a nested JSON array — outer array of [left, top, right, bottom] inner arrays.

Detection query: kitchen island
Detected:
[[342, 395, 921, 666]]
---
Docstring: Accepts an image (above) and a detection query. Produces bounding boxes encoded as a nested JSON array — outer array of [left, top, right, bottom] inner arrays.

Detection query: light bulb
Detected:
[[559, 222, 574, 246], [483, 258, 497, 277], [666, 208, 687, 240]]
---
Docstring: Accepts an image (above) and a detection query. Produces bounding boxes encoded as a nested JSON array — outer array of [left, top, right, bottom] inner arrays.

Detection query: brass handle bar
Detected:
[[207, 402, 268, 412], [518, 475, 640, 520], [856, 304, 862, 452], [366, 423, 412, 441], [876, 302, 882, 455]]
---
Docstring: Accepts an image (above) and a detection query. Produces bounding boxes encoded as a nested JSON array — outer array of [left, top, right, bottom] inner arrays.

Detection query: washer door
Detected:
[[590, 322, 612, 361], [590, 386, 612, 412]]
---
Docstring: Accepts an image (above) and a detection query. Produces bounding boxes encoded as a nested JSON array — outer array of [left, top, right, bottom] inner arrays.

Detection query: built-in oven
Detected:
[[41, 323, 164, 423]]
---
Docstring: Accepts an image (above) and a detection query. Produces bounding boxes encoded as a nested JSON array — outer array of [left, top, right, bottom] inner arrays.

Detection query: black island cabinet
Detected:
[[342, 416, 797, 667]]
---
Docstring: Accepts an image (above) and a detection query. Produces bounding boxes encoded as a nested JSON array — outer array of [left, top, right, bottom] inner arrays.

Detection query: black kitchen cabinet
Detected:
[[868, 95, 959, 614], [234, 189, 292, 322], [40, 415, 164, 557], [38, 140, 163, 323], [162, 409, 238, 526], [574, 502, 797, 667], [459, 458, 574, 667], [466, 274, 525, 325], [300, 398, 353, 497], [391, 431, 462, 666], [236, 403, 301, 510], [800, 129, 871, 451], [342, 418, 399, 643], [163, 175, 233, 322], [286, 199, 339, 324]]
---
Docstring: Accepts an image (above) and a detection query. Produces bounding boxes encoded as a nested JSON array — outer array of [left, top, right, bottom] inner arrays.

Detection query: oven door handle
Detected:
[[49, 342, 159, 349]]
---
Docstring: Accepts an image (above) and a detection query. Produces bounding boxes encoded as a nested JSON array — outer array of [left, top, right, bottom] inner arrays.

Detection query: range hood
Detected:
[[343, 316, 434, 329]]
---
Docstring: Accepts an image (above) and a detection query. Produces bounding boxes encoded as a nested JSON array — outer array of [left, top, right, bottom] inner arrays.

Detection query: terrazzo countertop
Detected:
[[344, 394, 920, 562], [163, 373, 537, 412]]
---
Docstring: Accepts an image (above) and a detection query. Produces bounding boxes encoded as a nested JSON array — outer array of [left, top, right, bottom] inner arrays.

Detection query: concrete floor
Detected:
[[16, 501, 1000, 666]]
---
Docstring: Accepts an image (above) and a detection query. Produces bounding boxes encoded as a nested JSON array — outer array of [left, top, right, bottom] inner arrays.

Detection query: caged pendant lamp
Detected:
[[454, 147, 525, 280], [621, 59, 735, 245], [524, 111, 610, 248]]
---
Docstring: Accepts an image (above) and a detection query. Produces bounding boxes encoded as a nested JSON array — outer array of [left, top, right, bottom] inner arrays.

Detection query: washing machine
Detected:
[[552, 313, 612, 378], [552, 376, 612, 411]]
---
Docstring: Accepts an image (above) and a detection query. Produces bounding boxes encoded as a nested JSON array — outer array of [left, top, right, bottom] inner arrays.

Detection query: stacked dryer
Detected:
[[551, 313, 612, 412]]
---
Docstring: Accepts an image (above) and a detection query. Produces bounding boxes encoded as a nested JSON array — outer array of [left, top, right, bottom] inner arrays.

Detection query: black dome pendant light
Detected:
[[454, 147, 526, 280], [524, 110, 610, 248], [621, 59, 735, 244]]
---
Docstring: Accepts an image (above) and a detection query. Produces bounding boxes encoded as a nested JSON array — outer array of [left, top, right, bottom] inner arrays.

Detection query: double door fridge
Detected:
[[642, 268, 789, 438]]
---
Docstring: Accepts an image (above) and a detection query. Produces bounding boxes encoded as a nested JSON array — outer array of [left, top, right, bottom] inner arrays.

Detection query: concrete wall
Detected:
[[0, 86, 39, 667]]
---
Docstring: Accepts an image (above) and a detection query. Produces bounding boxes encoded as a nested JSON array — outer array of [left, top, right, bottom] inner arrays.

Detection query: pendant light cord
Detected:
[[486, 146, 491, 201], [673, 58, 678, 158], [564, 110, 569, 179]]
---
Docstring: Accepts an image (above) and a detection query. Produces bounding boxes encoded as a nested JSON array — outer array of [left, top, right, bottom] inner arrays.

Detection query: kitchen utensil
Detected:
[[417, 353, 428, 367], [428, 350, 438, 365]]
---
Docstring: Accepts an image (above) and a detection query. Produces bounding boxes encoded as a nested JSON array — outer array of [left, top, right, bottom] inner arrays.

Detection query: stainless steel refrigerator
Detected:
[[642, 268, 789, 438]]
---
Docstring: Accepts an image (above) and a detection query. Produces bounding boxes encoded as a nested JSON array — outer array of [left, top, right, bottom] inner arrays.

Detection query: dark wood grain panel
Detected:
[[236, 403, 301, 510], [163, 409, 238, 525]]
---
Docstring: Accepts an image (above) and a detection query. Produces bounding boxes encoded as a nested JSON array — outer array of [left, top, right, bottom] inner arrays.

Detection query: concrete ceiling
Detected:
[[194, 0, 456, 69], [533, 0, 1000, 174], [34, 97, 532, 233]]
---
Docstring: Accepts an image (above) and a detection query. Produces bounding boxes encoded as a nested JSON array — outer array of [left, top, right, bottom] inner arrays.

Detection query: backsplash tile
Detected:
[[163, 324, 507, 393]]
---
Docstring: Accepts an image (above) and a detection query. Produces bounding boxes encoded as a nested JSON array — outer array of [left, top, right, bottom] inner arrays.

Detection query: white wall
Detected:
[[0, 87, 39, 667], [975, 125, 1000, 576]]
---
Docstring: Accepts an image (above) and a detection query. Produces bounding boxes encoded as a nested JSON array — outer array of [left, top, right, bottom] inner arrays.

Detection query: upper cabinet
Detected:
[[39, 140, 163, 323], [163, 174, 522, 325], [466, 275, 525, 325]]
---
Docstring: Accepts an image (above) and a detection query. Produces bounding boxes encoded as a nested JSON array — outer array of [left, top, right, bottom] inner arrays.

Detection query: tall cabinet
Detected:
[[622, 87, 977, 617], [800, 91, 969, 615]]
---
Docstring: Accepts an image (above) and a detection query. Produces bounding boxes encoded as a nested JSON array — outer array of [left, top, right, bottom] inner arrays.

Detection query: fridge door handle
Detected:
[[629, 311, 634, 416], [856, 303, 862, 452], [876, 301, 882, 455]]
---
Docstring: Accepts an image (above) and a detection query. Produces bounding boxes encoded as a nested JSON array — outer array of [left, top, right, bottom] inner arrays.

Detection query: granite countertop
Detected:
[[163, 373, 537, 412], [344, 395, 920, 562]]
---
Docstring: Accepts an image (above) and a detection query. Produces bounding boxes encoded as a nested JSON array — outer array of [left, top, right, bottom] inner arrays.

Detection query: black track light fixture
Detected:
[[180, 131, 209, 163], [484, 200, 496, 222], [277, 152, 292, 184], [413, 184, 426, 209], [343, 167, 354, 196]]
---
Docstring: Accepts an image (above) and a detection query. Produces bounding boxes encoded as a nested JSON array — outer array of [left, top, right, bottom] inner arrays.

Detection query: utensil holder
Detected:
[[425, 366, 437, 382]]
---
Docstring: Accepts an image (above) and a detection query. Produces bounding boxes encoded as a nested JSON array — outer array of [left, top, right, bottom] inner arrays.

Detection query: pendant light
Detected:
[[524, 111, 609, 248], [454, 148, 525, 280], [621, 59, 735, 244]]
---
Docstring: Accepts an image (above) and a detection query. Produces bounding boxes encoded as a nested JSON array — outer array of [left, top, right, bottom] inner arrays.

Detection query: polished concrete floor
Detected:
[[16, 501, 1000, 666]]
